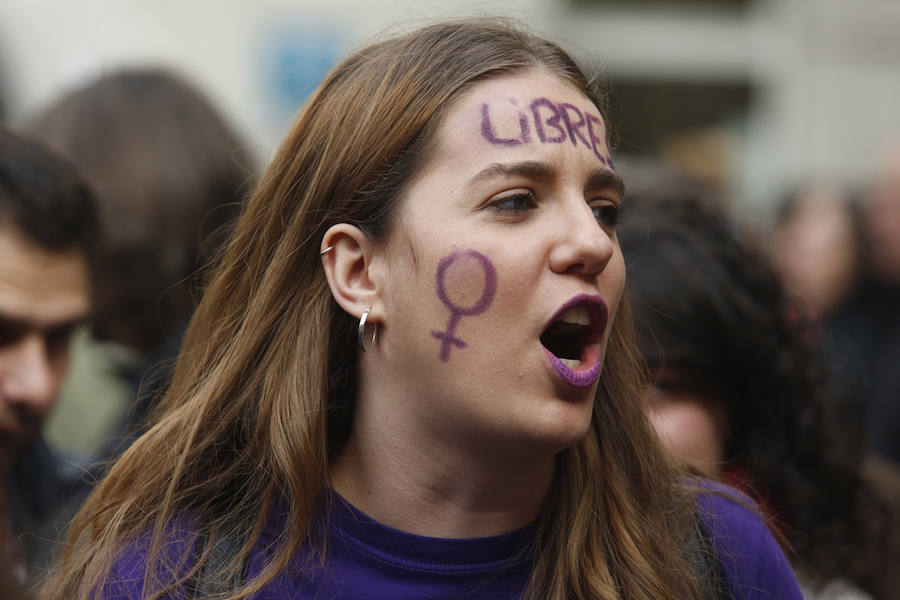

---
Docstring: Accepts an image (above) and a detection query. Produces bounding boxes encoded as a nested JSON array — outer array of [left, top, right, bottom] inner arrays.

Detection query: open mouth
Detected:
[[540, 295, 608, 386]]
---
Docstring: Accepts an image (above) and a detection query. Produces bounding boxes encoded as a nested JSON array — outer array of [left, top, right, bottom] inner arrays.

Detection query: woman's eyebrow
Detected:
[[587, 168, 626, 199], [467, 162, 625, 198], [467, 161, 554, 186]]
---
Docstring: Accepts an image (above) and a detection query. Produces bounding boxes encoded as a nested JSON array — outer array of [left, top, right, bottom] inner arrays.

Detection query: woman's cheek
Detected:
[[430, 249, 497, 363]]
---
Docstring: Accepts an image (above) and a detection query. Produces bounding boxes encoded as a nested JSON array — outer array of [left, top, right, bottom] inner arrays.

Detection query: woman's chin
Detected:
[[508, 406, 594, 458]]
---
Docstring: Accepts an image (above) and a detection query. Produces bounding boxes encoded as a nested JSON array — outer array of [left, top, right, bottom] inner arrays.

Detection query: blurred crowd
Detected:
[[617, 159, 900, 599], [1, 40, 900, 600], [1, 69, 256, 595]]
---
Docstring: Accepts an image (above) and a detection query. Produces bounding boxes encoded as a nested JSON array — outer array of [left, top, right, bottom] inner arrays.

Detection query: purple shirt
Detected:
[[101, 487, 802, 599], [697, 488, 804, 600]]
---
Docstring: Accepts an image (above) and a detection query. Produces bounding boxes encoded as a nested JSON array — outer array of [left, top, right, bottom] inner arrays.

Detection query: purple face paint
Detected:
[[516, 108, 533, 144], [481, 103, 522, 146], [559, 103, 590, 149], [479, 96, 614, 169], [431, 249, 498, 362], [604, 129, 615, 170], [530, 97, 566, 144], [585, 113, 612, 168]]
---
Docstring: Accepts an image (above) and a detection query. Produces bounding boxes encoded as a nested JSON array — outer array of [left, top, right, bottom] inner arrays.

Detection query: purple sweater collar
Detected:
[[326, 491, 537, 571]]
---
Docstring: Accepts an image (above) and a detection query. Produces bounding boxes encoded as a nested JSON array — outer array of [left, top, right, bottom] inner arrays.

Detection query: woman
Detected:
[[620, 187, 897, 599], [41, 20, 801, 600]]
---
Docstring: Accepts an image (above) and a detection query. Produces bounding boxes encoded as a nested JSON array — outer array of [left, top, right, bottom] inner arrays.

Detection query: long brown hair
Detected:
[[41, 19, 705, 600]]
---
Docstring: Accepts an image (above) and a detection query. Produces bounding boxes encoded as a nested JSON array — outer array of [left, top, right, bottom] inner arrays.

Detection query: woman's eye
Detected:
[[489, 191, 537, 215], [591, 203, 624, 229]]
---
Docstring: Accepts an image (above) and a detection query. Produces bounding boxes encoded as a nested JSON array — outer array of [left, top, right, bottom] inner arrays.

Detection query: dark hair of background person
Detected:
[[619, 187, 895, 597], [26, 69, 256, 355], [0, 127, 98, 259], [775, 186, 867, 247]]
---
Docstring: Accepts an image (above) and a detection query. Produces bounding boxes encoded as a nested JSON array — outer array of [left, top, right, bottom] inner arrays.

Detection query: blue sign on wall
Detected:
[[258, 21, 343, 125]]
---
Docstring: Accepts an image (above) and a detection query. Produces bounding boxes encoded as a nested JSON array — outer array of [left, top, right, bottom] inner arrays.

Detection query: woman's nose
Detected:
[[548, 202, 615, 278]]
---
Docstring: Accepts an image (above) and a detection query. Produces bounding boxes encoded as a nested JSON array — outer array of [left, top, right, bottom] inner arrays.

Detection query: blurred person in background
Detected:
[[849, 142, 900, 465], [771, 187, 863, 325], [25, 69, 256, 457], [0, 128, 98, 591], [863, 143, 900, 290], [769, 188, 873, 419], [619, 181, 899, 599], [769, 187, 900, 474]]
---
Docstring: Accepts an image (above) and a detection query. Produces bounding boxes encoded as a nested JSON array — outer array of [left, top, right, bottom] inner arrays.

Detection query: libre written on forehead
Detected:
[[448, 68, 620, 196], [480, 93, 614, 170]]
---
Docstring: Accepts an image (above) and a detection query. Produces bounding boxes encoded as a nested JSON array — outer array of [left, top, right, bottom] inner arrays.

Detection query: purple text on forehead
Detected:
[[430, 249, 498, 363], [480, 97, 613, 169]]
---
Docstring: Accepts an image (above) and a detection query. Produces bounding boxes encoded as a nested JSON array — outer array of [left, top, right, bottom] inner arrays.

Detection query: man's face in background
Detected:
[[0, 223, 89, 471]]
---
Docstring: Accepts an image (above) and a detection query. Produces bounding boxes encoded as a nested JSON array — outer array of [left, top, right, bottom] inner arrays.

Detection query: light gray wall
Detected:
[[2, 0, 899, 214]]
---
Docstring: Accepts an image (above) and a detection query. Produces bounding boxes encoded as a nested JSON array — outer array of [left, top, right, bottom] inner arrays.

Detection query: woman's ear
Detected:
[[321, 224, 384, 322]]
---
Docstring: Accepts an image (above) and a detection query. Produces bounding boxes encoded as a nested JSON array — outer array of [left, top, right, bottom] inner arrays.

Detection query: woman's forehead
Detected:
[[435, 72, 612, 169]]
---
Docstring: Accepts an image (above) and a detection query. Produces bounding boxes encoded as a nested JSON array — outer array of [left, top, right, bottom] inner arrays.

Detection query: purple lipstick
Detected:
[[540, 294, 609, 388]]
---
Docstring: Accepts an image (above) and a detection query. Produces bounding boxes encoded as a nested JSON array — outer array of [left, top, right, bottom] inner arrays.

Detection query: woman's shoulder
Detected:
[[99, 505, 291, 600], [694, 480, 804, 600], [694, 480, 771, 542], [99, 518, 199, 600]]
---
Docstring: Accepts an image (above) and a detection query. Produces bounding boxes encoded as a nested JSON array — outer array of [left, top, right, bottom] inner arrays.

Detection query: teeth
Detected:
[[559, 358, 583, 369], [558, 306, 590, 326]]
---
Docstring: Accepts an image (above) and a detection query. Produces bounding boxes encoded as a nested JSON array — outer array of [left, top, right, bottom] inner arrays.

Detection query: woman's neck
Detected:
[[329, 419, 555, 539]]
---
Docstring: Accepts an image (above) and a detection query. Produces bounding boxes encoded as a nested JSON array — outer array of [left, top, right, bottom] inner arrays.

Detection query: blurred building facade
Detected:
[[0, 0, 898, 215]]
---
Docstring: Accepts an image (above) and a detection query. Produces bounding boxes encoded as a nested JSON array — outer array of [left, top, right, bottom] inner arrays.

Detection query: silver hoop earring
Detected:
[[320, 245, 334, 256], [358, 308, 377, 352]]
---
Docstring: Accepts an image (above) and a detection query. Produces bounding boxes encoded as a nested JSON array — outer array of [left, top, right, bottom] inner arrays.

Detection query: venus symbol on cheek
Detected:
[[431, 250, 497, 362]]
